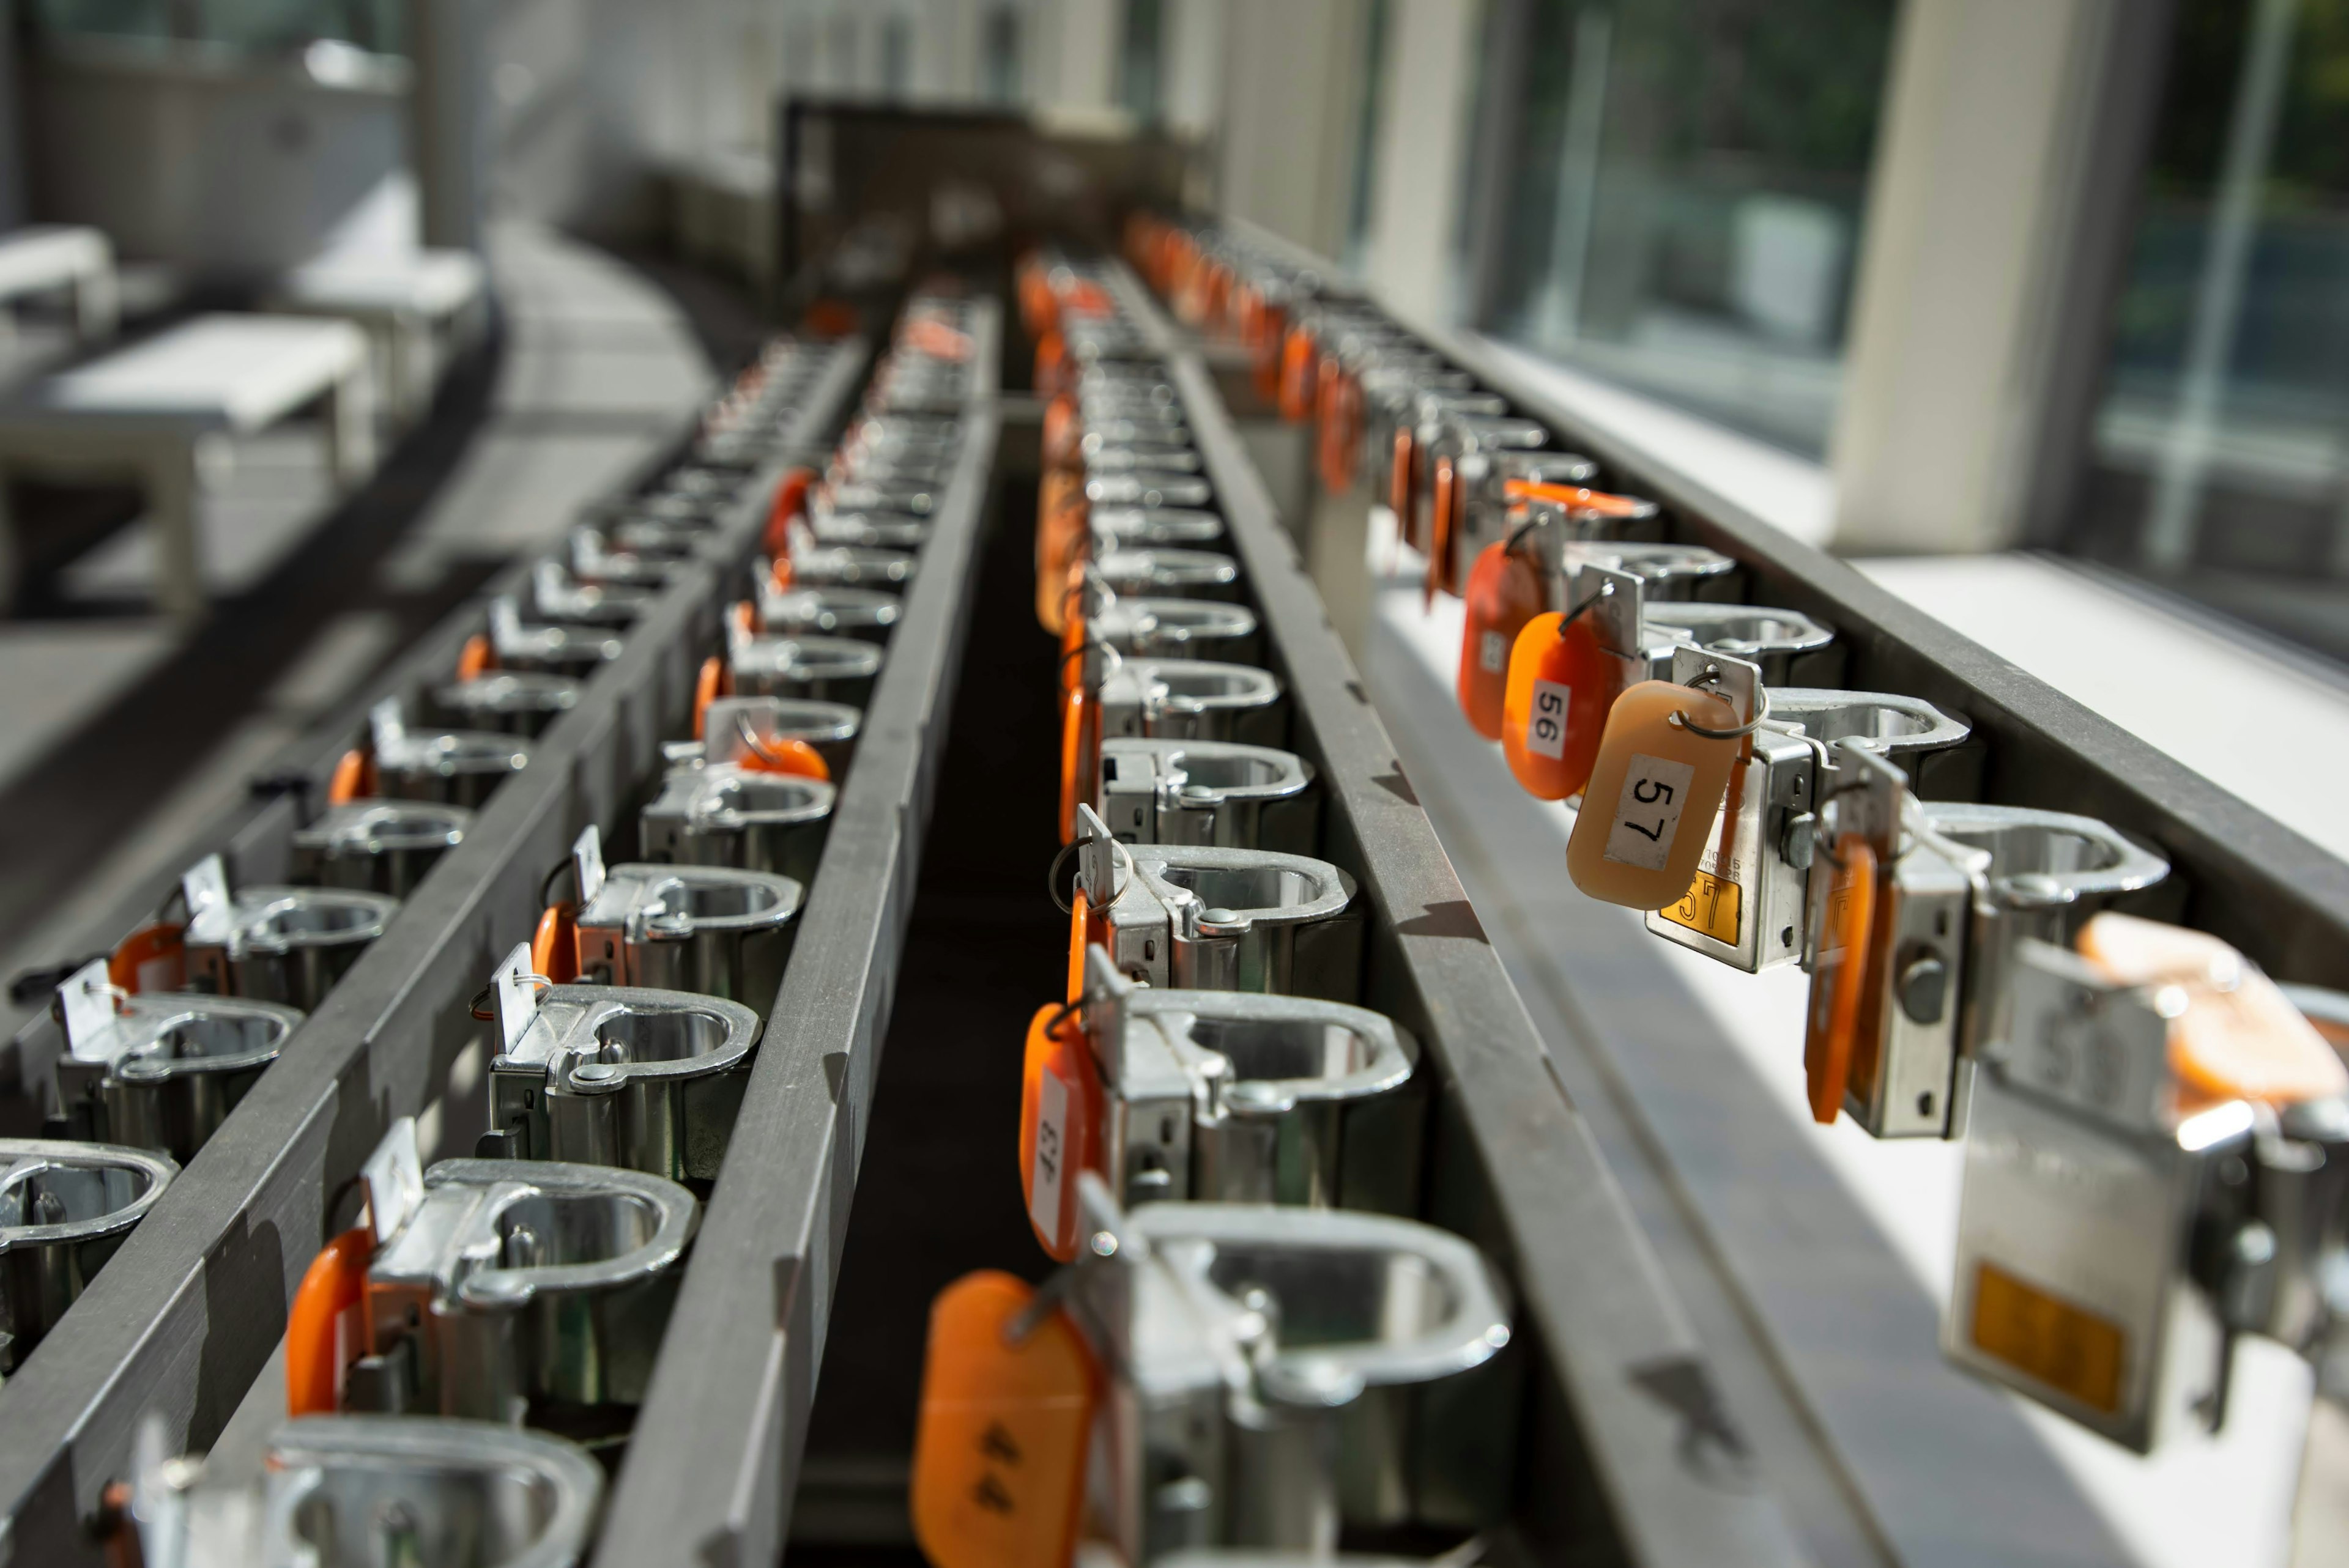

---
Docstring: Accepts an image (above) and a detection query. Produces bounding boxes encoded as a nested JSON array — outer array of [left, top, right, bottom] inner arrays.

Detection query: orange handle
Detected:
[[287, 1226, 374, 1415]]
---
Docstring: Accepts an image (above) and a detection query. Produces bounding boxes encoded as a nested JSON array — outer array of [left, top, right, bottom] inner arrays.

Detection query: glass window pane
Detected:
[[1479, 0, 1897, 457], [2064, 0, 2349, 668]]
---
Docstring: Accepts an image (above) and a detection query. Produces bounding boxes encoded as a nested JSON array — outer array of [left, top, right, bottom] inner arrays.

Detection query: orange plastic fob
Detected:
[[1458, 544, 1546, 740], [1058, 679, 1097, 846], [1017, 1005, 1102, 1262], [1564, 679, 1740, 909], [910, 1271, 1097, 1568], [1501, 613, 1613, 800], [1427, 454, 1459, 603], [532, 904, 579, 985], [764, 467, 815, 559], [693, 656, 729, 741], [455, 632, 494, 681], [1801, 836, 1879, 1124], [737, 735, 830, 782]]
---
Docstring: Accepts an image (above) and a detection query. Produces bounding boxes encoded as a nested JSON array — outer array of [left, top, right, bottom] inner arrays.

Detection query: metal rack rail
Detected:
[[588, 301, 1003, 1567], [0, 338, 873, 1563]]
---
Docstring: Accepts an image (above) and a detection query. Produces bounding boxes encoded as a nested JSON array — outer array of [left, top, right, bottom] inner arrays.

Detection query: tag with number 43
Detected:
[[1567, 679, 1740, 910]]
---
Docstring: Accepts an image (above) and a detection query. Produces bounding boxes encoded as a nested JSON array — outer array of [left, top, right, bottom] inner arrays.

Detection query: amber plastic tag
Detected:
[[2077, 912, 2349, 1108], [1458, 543, 1545, 740], [1970, 1261, 2126, 1416], [108, 922, 186, 996], [1019, 1005, 1101, 1262], [1800, 835, 1879, 1124], [1502, 613, 1619, 801], [910, 1271, 1097, 1568], [1565, 681, 1739, 908]]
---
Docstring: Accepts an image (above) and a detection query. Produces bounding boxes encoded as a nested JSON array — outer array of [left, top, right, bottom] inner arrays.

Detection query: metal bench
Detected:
[[0, 314, 374, 618], [0, 225, 119, 342]]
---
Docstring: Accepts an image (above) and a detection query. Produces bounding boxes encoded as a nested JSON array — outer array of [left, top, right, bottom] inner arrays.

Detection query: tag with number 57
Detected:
[[1567, 678, 1742, 909]]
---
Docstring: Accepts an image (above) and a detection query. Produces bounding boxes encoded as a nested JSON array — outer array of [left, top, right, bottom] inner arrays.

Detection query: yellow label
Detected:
[[1970, 1262, 2126, 1415], [1661, 870, 1742, 946]]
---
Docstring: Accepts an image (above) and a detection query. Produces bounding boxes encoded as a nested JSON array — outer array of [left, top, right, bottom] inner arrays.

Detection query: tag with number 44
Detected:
[[1567, 679, 1742, 910]]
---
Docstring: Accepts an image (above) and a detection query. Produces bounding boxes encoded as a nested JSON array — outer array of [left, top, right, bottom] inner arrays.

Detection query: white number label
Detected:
[[1028, 1068, 1069, 1246], [1603, 753, 1696, 870], [1526, 679, 1570, 760], [1480, 630, 1509, 673]]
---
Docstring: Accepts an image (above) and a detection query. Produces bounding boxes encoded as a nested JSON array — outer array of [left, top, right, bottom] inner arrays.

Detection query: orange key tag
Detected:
[[532, 903, 578, 985], [326, 746, 374, 806], [1802, 834, 1880, 1124], [735, 733, 829, 781], [1565, 669, 1745, 909], [693, 656, 730, 741], [1018, 1002, 1102, 1263], [455, 632, 494, 681], [109, 922, 186, 996], [1425, 454, 1458, 607], [764, 467, 815, 560], [1458, 540, 1546, 741], [910, 1271, 1097, 1568], [2077, 912, 2349, 1108]]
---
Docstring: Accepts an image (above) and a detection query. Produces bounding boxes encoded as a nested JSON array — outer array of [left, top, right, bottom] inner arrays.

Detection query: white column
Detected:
[[1829, 0, 2149, 555], [1361, 0, 1479, 318], [1162, 0, 1225, 139], [1034, 0, 1121, 112], [1214, 0, 1369, 258]]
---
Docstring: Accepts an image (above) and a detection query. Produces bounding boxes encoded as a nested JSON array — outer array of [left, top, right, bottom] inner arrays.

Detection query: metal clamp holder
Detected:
[[758, 580, 901, 643], [807, 509, 929, 550], [1097, 658, 1287, 750], [571, 832, 803, 1004], [727, 631, 884, 709], [528, 559, 656, 627], [1091, 505, 1226, 550], [483, 982, 762, 1182], [639, 763, 836, 883], [369, 698, 529, 808], [341, 1128, 697, 1424], [1086, 442, 1205, 476], [1081, 830, 1360, 1000], [697, 693, 861, 776], [780, 542, 918, 590], [1097, 737, 1318, 853], [1645, 680, 1972, 975], [1087, 470, 1215, 510], [1805, 752, 2171, 1138], [1094, 547, 1244, 602], [292, 799, 472, 897], [429, 670, 580, 738], [51, 982, 303, 1158], [128, 1414, 603, 1568], [1080, 949, 1418, 1211], [181, 851, 399, 1011], [487, 596, 625, 675], [1068, 1177, 1512, 1562], [0, 1138, 174, 1370], [1089, 594, 1262, 665], [1644, 601, 1840, 686]]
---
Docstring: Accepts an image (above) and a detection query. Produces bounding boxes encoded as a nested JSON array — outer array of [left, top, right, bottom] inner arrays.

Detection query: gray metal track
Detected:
[[587, 305, 1003, 1568], [0, 341, 870, 1567]]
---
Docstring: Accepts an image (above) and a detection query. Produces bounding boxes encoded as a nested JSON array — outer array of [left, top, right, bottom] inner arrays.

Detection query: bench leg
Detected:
[[145, 442, 205, 622], [325, 364, 378, 489]]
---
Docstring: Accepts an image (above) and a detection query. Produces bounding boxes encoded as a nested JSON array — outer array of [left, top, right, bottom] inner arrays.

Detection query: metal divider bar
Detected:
[[588, 304, 1003, 1568], [0, 340, 872, 1566], [1103, 264, 1815, 1566]]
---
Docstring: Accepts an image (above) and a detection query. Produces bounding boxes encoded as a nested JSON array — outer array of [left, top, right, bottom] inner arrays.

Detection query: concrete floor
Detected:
[[0, 222, 757, 984]]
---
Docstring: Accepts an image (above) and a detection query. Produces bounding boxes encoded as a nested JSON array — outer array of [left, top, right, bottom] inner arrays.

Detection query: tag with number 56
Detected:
[[1567, 679, 1740, 909]]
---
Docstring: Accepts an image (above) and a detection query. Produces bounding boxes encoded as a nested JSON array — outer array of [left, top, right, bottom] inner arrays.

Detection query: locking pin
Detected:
[[1097, 737, 1317, 852], [0, 1138, 174, 1369]]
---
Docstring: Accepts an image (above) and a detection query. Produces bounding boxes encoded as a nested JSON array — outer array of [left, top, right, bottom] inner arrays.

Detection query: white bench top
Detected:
[[20, 314, 367, 430], [0, 225, 112, 300], [278, 249, 487, 317]]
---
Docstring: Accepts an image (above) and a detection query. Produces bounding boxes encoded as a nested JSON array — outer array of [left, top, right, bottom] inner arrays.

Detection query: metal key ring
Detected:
[[1668, 673, 1771, 741], [1046, 830, 1134, 915], [1553, 576, 1614, 637]]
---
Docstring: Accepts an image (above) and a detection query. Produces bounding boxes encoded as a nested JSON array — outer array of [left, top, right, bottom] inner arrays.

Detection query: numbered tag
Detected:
[[2077, 912, 2349, 1108], [910, 1271, 1097, 1568], [1800, 835, 1879, 1125], [1018, 1004, 1101, 1262], [57, 958, 117, 1049], [492, 942, 540, 1053], [1502, 614, 1612, 799], [1565, 680, 1739, 908]]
